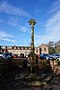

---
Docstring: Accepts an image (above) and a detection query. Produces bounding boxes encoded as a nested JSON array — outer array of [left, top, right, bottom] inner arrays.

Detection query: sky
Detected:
[[0, 0, 60, 47]]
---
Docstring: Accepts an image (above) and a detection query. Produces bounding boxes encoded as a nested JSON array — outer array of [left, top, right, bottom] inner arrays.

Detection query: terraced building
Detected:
[[0, 43, 48, 56]]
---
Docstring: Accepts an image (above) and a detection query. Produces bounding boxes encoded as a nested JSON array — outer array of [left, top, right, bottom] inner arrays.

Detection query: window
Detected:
[[16, 47, 18, 49], [44, 48, 46, 51], [27, 47, 29, 49], [25, 47, 27, 49], [12, 47, 14, 49], [19, 47, 21, 49], [8, 47, 12, 49], [29, 47, 31, 49], [21, 47, 23, 49], [18, 47, 20, 49]]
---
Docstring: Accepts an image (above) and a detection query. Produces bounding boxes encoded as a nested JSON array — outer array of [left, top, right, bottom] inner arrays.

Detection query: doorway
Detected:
[[40, 48, 42, 54]]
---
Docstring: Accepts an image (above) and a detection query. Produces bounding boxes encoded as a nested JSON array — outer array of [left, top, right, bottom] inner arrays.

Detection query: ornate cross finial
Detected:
[[28, 19, 36, 26]]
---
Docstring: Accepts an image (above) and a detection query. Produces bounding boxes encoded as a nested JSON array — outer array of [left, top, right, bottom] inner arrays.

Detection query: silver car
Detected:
[[0, 52, 4, 59], [57, 56, 60, 61]]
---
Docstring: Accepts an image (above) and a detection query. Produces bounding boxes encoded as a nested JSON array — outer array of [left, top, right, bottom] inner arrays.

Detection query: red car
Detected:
[[12, 54, 18, 58], [37, 54, 40, 58]]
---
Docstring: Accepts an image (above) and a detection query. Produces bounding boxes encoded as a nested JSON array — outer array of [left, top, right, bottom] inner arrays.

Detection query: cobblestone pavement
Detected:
[[0, 59, 60, 90], [0, 67, 60, 90]]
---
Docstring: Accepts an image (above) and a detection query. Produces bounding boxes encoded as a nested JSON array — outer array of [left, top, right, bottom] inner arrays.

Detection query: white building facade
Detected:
[[1, 44, 49, 56]]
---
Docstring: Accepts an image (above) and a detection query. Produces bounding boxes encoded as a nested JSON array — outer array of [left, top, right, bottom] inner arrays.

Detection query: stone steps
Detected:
[[14, 74, 53, 87], [42, 76, 53, 84]]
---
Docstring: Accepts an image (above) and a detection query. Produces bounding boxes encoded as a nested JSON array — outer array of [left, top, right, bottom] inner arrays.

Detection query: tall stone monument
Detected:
[[28, 19, 36, 64]]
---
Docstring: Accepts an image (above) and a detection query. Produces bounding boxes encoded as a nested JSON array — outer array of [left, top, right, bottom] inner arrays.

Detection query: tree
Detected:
[[48, 41, 56, 54], [47, 40, 60, 54], [55, 40, 60, 54]]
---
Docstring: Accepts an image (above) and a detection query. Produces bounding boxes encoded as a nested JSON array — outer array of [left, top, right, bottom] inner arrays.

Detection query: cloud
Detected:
[[0, 37, 16, 42], [44, 0, 60, 42], [35, 10, 60, 45], [48, 0, 60, 14], [0, 0, 30, 17], [20, 26, 28, 32], [45, 11, 60, 29], [35, 34, 46, 46], [44, 12, 60, 41], [35, 0, 60, 46], [0, 16, 20, 27], [0, 31, 16, 42], [7, 17, 19, 26], [0, 31, 15, 38]]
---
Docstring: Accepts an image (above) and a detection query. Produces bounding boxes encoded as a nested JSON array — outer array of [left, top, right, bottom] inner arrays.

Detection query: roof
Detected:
[[38, 43, 48, 48]]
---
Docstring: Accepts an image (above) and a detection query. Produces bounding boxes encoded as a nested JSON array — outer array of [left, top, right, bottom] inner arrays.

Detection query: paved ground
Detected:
[[0, 58, 60, 90], [0, 66, 60, 90]]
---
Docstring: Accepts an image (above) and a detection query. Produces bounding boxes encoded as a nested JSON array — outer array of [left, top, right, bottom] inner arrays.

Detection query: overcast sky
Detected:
[[0, 0, 60, 46]]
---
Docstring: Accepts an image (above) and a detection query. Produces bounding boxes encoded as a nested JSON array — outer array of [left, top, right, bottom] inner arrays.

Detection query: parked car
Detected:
[[57, 57, 60, 61], [12, 54, 18, 58], [55, 54, 60, 61], [25, 54, 28, 58], [0, 52, 4, 59], [50, 54, 58, 60], [40, 54, 53, 60], [37, 54, 40, 58], [3, 52, 12, 59], [19, 53, 24, 58], [48, 55, 54, 60], [40, 54, 49, 60]]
